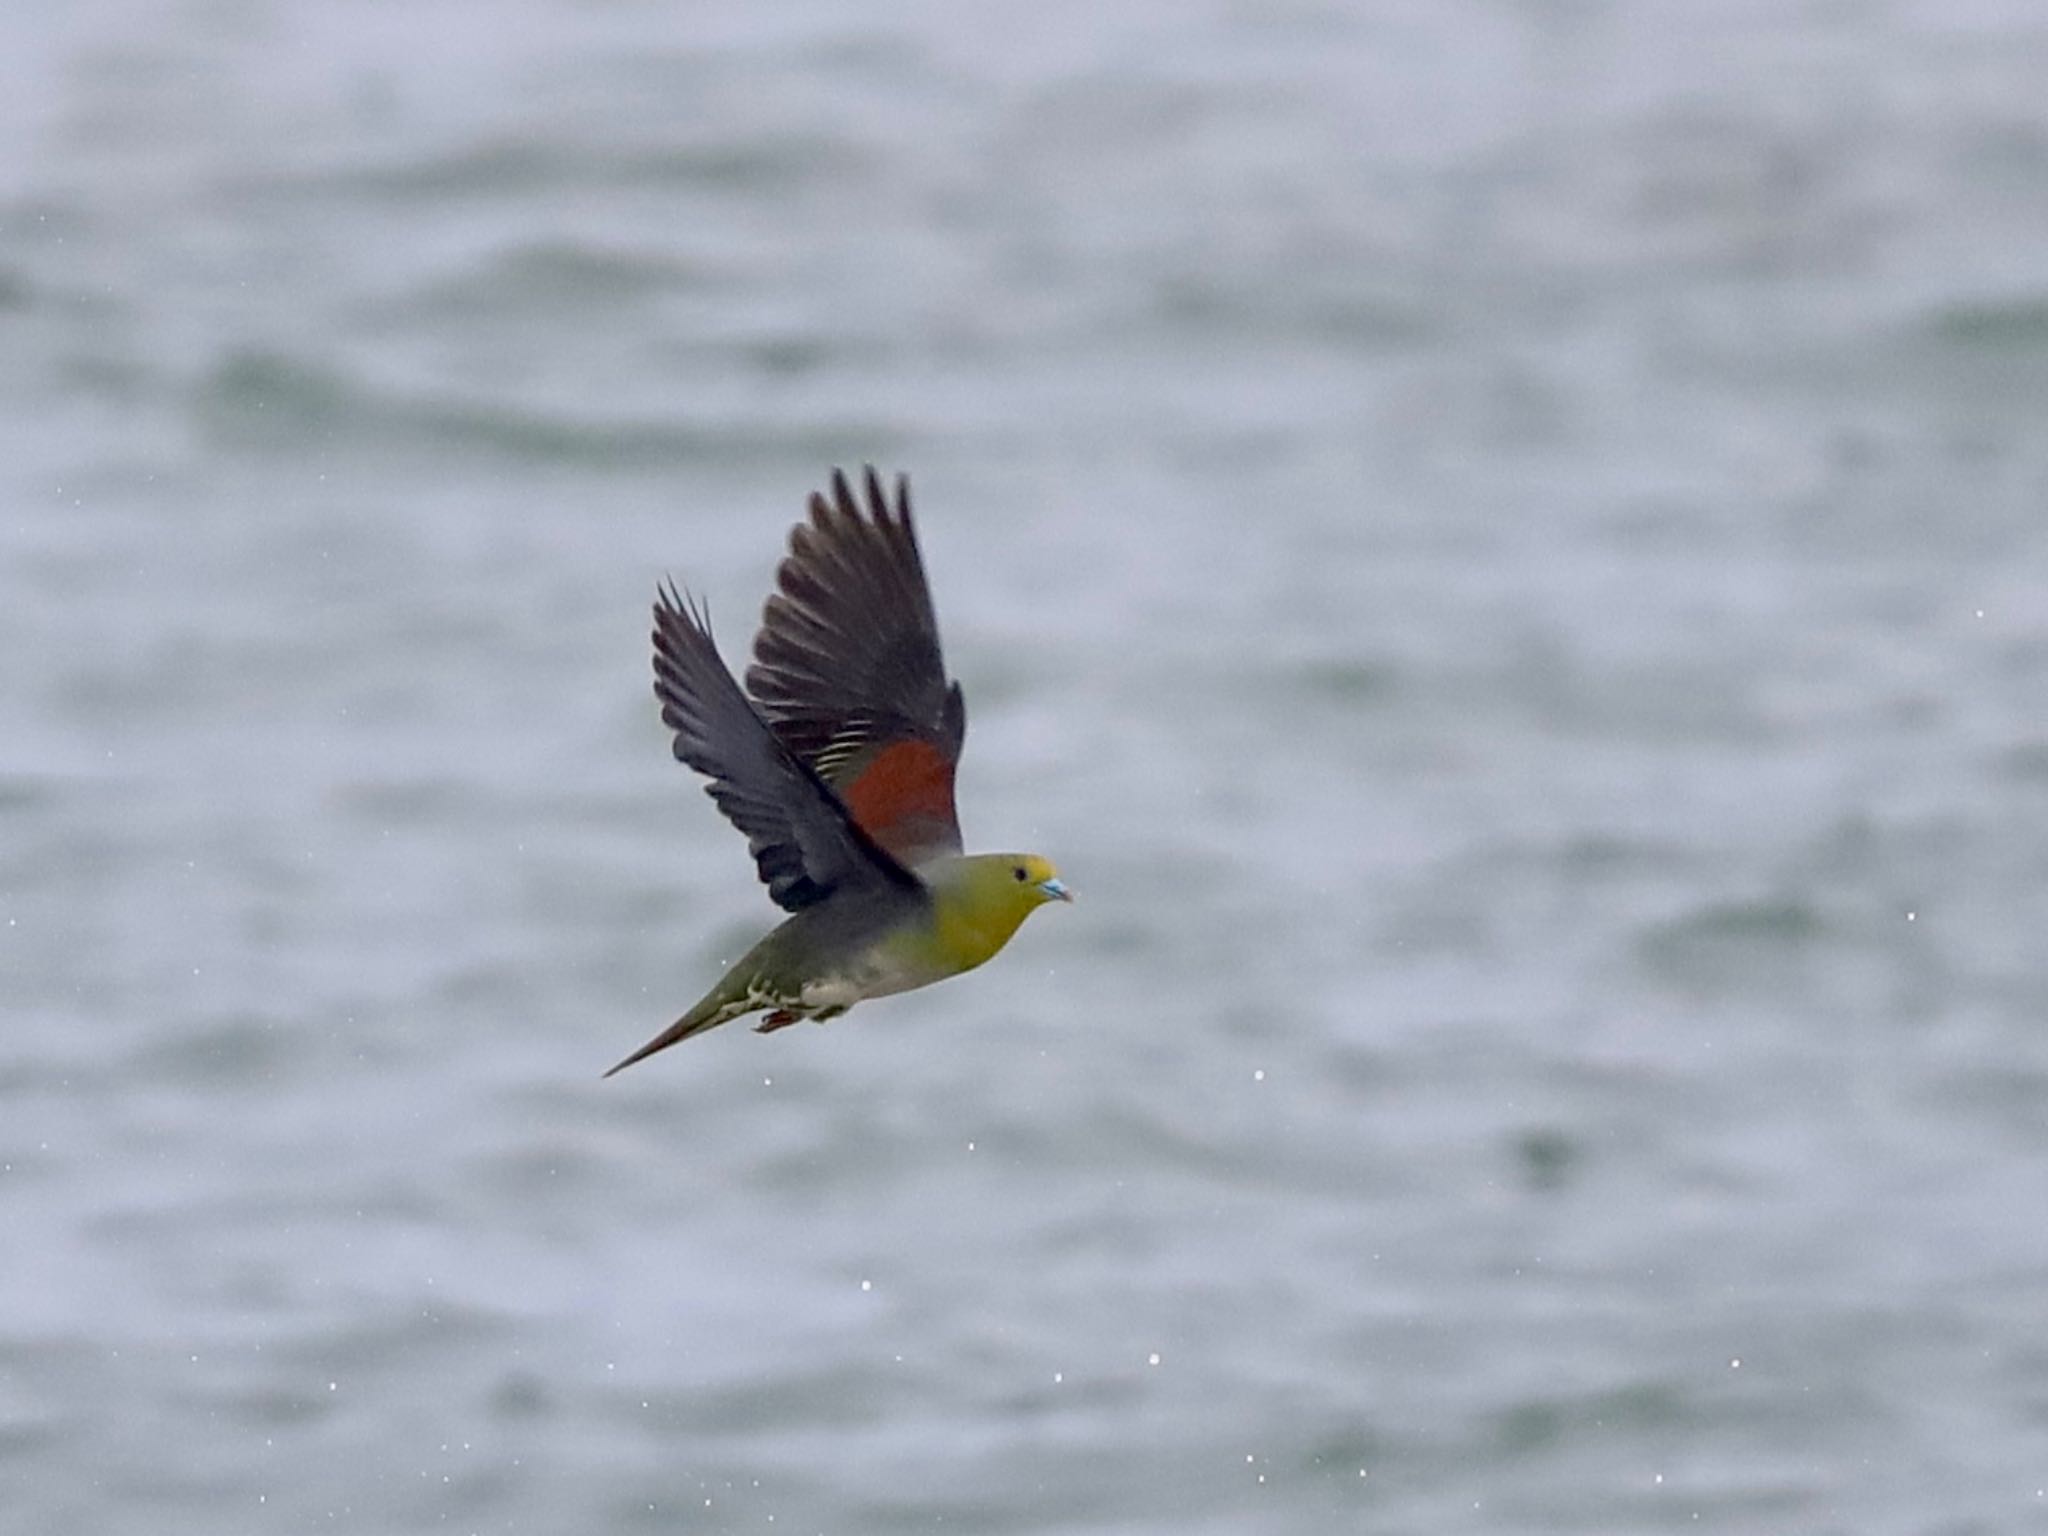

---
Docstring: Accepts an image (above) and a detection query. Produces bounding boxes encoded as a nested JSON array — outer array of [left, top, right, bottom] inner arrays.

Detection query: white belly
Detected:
[[797, 976, 864, 1011], [799, 952, 926, 1011]]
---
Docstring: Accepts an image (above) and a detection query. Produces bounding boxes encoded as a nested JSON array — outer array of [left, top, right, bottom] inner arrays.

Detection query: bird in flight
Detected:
[[605, 467, 1071, 1076]]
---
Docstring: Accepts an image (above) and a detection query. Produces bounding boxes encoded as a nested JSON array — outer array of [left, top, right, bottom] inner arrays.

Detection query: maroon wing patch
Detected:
[[836, 737, 960, 866]]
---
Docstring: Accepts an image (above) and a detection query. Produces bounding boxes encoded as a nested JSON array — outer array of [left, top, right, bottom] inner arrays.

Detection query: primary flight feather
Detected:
[[605, 468, 1069, 1077]]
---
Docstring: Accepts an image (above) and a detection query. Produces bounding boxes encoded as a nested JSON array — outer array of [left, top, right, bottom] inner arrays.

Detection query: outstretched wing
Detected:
[[652, 581, 920, 912], [745, 467, 967, 867]]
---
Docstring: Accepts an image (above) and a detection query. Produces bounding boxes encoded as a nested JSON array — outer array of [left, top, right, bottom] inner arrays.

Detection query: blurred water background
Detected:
[[6, 2, 2048, 1532]]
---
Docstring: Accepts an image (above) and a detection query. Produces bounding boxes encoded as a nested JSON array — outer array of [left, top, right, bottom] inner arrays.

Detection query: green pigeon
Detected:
[[605, 467, 1070, 1076]]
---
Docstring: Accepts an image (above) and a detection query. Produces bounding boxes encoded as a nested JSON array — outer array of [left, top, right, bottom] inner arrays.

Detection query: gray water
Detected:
[[7, 3, 2048, 1532]]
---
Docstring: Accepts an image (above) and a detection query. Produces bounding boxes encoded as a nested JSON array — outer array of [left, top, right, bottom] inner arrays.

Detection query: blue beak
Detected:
[[1038, 877, 1073, 903]]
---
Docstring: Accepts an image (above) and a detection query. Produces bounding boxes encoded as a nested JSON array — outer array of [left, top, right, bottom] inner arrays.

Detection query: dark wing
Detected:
[[652, 581, 920, 912], [744, 467, 967, 866]]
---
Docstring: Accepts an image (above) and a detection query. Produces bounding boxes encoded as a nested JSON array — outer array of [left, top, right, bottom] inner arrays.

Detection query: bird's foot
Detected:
[[755, 1010, 801, 1034]]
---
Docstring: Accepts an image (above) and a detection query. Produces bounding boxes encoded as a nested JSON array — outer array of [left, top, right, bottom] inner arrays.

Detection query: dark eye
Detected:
[[1013, 866, 1027, 881]]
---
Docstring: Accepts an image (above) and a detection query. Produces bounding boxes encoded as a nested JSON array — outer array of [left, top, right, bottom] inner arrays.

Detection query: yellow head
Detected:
[[927, 852, 1072, 972]]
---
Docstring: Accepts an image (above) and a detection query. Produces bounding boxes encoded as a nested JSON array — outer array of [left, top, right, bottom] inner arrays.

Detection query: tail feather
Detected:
[[602, 996, 743, 1078]]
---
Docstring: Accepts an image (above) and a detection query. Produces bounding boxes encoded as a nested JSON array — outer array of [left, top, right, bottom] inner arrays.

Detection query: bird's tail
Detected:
[[601, 994, 737, 1078]]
